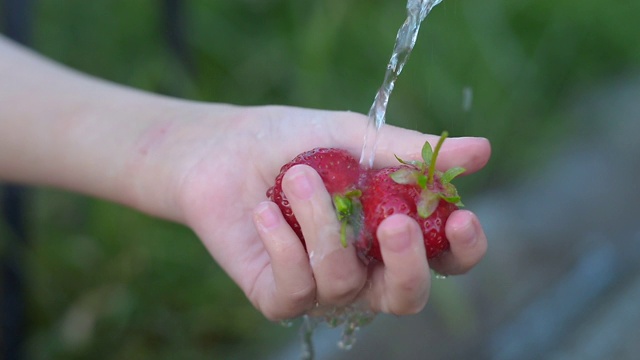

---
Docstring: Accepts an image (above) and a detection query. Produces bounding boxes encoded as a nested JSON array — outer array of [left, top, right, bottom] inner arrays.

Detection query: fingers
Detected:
[[328, 112, 491, 175], [372, 126, 491, 174], [366, 214, 431, 315], [253, 178, 486, 320], [282, 165, 367, 306], [429, 210, 488, 275], [252, 201, 316, 320]]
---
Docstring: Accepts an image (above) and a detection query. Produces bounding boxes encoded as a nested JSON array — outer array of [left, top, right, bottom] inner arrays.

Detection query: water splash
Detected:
[[336, 306, 376, 350], [297, 303, 376, 359], [299, 315, 320, 360], [359, 0, 444, 168], [279, 319, 295, 328]]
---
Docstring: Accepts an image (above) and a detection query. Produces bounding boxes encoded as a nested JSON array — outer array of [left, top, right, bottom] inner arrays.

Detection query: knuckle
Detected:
[[286, 284, 316, 307], [261, 286, 316, 321], [253, 284, 316, 321], [397, 272, 426, 293], [402, 299, 428, 315], [384, 276, 429, 315], [262, 307, 296, 322], [387, 294, 428, 316], [319, 273, 363, 305]]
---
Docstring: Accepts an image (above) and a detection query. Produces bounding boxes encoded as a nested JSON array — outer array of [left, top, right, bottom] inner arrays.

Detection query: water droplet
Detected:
[[338, 323, 358, 350], [279, 319, 294, 328], [299, 315, 319, 360], [432, 269, 449, 279], [462, 86, 473, 112]]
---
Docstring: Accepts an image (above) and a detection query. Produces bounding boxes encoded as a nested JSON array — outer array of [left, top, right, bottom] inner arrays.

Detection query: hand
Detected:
[[0, 38, 488, 321], [170, 105, 490, 320]]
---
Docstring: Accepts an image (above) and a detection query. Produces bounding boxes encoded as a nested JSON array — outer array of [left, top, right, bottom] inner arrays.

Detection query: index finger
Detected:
[[329, 113, 491, 175], [370, 126, 491, 174]]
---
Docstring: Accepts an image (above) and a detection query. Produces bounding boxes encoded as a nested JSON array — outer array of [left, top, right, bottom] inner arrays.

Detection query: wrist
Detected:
[[124, 100, 243, 224]]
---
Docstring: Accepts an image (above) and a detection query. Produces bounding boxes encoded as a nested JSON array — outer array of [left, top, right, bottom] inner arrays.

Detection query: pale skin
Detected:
[[0, 36, 490, 320]]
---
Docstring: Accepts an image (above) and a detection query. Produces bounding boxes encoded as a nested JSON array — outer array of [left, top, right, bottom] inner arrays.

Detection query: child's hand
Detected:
[[172, 105, 490, 320]]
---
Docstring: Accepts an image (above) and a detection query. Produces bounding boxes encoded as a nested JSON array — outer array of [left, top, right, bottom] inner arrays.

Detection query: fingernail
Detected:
[[288, 168, 314, 200], [255, 202, 280, 231]]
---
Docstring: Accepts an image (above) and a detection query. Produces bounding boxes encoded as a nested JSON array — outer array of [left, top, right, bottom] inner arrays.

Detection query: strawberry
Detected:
[[266, 148, 362, 248], [357, 132, 465, 261], [266, 132, 465, 261]]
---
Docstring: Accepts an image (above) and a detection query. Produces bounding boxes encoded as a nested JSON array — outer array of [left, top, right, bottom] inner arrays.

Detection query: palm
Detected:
[[178, 107, 347, 299]]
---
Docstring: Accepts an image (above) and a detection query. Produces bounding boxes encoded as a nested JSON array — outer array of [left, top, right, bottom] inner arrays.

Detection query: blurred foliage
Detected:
[[23, 190, 279, 359], [1, 0, 639, 358]]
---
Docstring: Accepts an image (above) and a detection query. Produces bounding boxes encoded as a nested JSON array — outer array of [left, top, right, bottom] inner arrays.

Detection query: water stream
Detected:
[[287, 1, 446, 359], [359, 0, 443, 168]]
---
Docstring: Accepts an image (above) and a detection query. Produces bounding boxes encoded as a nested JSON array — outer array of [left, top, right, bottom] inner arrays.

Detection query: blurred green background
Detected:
[[1, 0, 639, 359]]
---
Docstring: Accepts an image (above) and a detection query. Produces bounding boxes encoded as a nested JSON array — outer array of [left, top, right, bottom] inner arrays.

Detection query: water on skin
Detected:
[[360, 0, 444, 168], [290, 1, 445, 359]]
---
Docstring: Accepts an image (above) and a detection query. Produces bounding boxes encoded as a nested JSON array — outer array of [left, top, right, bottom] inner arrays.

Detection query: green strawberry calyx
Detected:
[[390, 131, 465, 218], [333, 189, 362, 248]]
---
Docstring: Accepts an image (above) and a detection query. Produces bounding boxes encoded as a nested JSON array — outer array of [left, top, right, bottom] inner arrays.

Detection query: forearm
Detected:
[[0, 36, 231, 222]]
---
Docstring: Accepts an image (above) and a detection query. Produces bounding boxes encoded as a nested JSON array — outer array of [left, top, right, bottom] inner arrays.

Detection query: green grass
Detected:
[[2, 0, 639, 358]]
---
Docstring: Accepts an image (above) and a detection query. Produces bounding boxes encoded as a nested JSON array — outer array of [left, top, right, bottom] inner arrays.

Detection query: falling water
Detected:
[[294, 303, 376, 360], [359, 0, 444, 168], [283, 1, 446, 359]]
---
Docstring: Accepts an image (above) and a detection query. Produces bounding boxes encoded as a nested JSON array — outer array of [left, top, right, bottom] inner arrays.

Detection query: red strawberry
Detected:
[[357, 132, 465, 261], [266, 148, 362, 248]]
